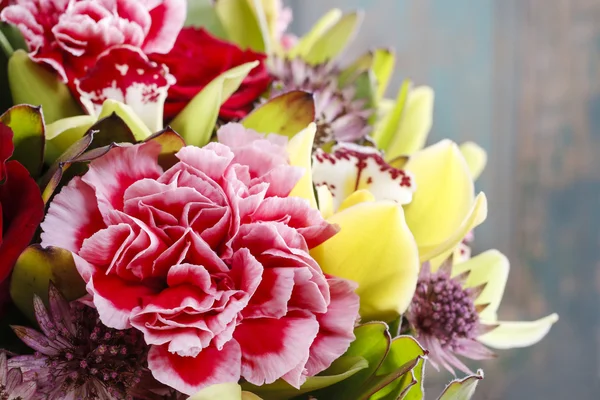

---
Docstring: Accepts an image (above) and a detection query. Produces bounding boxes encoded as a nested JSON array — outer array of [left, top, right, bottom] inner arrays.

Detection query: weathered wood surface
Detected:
[[289, 0, 600, 398]]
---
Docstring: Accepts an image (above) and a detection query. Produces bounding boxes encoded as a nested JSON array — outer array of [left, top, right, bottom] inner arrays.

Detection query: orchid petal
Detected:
[[316, 185, 334, 219], [337, 189, 375, 212], [187, 383, 242, 400], [311, 201, 419, 321], [452, 250, 510, 320], [287, 123, 317, 208], [459, 141, 487, 181], [403, 140, 487, 261], [478, 314, 559, 349], [288, 9, 342, 58]]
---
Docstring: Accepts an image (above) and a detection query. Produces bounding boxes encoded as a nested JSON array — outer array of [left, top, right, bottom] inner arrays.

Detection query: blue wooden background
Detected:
[[289, 0, 600, 398]]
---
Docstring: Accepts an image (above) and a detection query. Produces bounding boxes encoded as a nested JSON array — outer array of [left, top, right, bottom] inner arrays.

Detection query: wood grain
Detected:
[[288, 0, 600, 397]]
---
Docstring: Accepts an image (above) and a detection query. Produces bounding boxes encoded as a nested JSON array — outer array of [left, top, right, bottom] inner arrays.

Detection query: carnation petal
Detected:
[[82, 142, 163, 216], [234, 314, 320, 387], [41, 177, 105, 253], [148, 341, 242, 396], [89, 274, 159, 329], [141, 0, 187, 54]]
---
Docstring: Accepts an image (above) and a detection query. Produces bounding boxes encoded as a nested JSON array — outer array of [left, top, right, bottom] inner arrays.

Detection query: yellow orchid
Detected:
[[288, 126, 421, 322], [405, 250, 558, 374], [187, 383, 262, 400]]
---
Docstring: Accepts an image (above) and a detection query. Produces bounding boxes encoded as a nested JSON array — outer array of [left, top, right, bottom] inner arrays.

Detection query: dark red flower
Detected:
[[0, 122, 45, 315], [150, 27, 271, 121]]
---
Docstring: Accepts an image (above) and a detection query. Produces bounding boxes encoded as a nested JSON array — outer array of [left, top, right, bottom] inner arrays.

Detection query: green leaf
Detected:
[[384, 86, 434, 160], [437, 370, 484, 400], [354, 70, 378, 124], [10, 245, 87, 322], [372, 80, 411, 151], [316, 322, 391, 399], [215, 0, 265, 51], [357, 357, 421, 400], [288, 9, 342, 59], [370, 336, 427, 400], [171, 61, 259, 147], [185, 0, 228, 39], [372, 49, 395, 99], [0, 104, 45, 176], [8, 49, 82, 124], [144, 127, 186, 169], [338, 52, 374, 87], [242, 356, 368, 400], [40, 113, 137, 202], [45, 115, 97, 164], [0, 23, 28, 53], [303, 11, 364, 65], [241, 91, 315, 138], [97, 99, 153, 141]]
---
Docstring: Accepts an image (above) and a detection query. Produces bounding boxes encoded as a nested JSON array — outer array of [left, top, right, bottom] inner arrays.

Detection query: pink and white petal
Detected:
[[76, 46, 175, 132], [243, 268, 295, 319], [166, 263, 214, 293], [41, 177, 106, 253], [82, 141, 163, 216], [477, 314, 559, 350], [88, 273, 160, 329], [313, 144, 416, 211], [305, 276, 359, 376], [148, 341, 242, 396], [251, 197, 338, 249], [175, 144, 235, 182], [233, 313, 319, 387], [78, 223, 135, 274], [141, 0, 187, 54]]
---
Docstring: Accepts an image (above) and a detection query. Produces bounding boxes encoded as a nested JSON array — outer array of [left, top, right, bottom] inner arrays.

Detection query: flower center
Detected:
[[410, 272, 479, 348]]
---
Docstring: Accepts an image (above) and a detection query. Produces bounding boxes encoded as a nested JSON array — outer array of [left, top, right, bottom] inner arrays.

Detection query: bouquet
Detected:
[[0, 1, 558, 399]]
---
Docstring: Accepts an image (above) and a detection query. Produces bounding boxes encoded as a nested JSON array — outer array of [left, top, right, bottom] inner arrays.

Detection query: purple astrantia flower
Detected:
[[0, 352, 37, 399], [8, 284, 178, 400], [404, 262, 498, 374], [269, 57, 372, 147]]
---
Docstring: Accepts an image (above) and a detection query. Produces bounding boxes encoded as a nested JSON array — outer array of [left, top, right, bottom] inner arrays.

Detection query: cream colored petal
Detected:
[[452, 250, 510, 320], [403, 140, 486, 261], [316, 185, 334, 219], [287, 123, 318, 209], [459, 141, 487, 181], [478, 314, 559, 349], [311, 201, 420, 321]]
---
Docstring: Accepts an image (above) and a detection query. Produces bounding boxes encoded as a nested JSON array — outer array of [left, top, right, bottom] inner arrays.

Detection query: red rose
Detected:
[[150, 28, 271, 121], [0, 122, 45, 314]]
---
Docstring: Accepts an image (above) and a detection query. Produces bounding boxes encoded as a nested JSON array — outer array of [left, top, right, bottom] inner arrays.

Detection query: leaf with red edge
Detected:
[[40, 113, 137, 203], [9, 245, 86, 321], [437, 370, 484, 400], [144, 127, 186, 169], [241, 91, 316, 139], [0, 104, 45, 177]]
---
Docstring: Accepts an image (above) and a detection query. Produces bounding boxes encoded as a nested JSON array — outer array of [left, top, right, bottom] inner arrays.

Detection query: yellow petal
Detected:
[[311, 201, 420, 321], [316, 185, 334, 219], [337, 189, 376, 212], [452, 250, 509, 320], [459, 141, 487, 180], [187, 383, 254, 400], [287, 123, 317, 208], [242, 392, 263, 400], [385, 86, 434, 160], [403, 140, 487, 261], [98, 99, 152, 141], [478, 314, 559, 350]]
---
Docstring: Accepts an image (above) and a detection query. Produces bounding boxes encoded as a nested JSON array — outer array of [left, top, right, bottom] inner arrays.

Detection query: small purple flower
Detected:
[[0, 352, 37, 399], [8, 284, 177, 400], [405, 262, 498, 375], [269, 57, 372, 147]]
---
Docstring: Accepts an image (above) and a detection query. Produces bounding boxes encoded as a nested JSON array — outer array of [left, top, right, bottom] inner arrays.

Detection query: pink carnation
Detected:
[[1, 0, 186, 81], [41, 124, 360, 395]]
